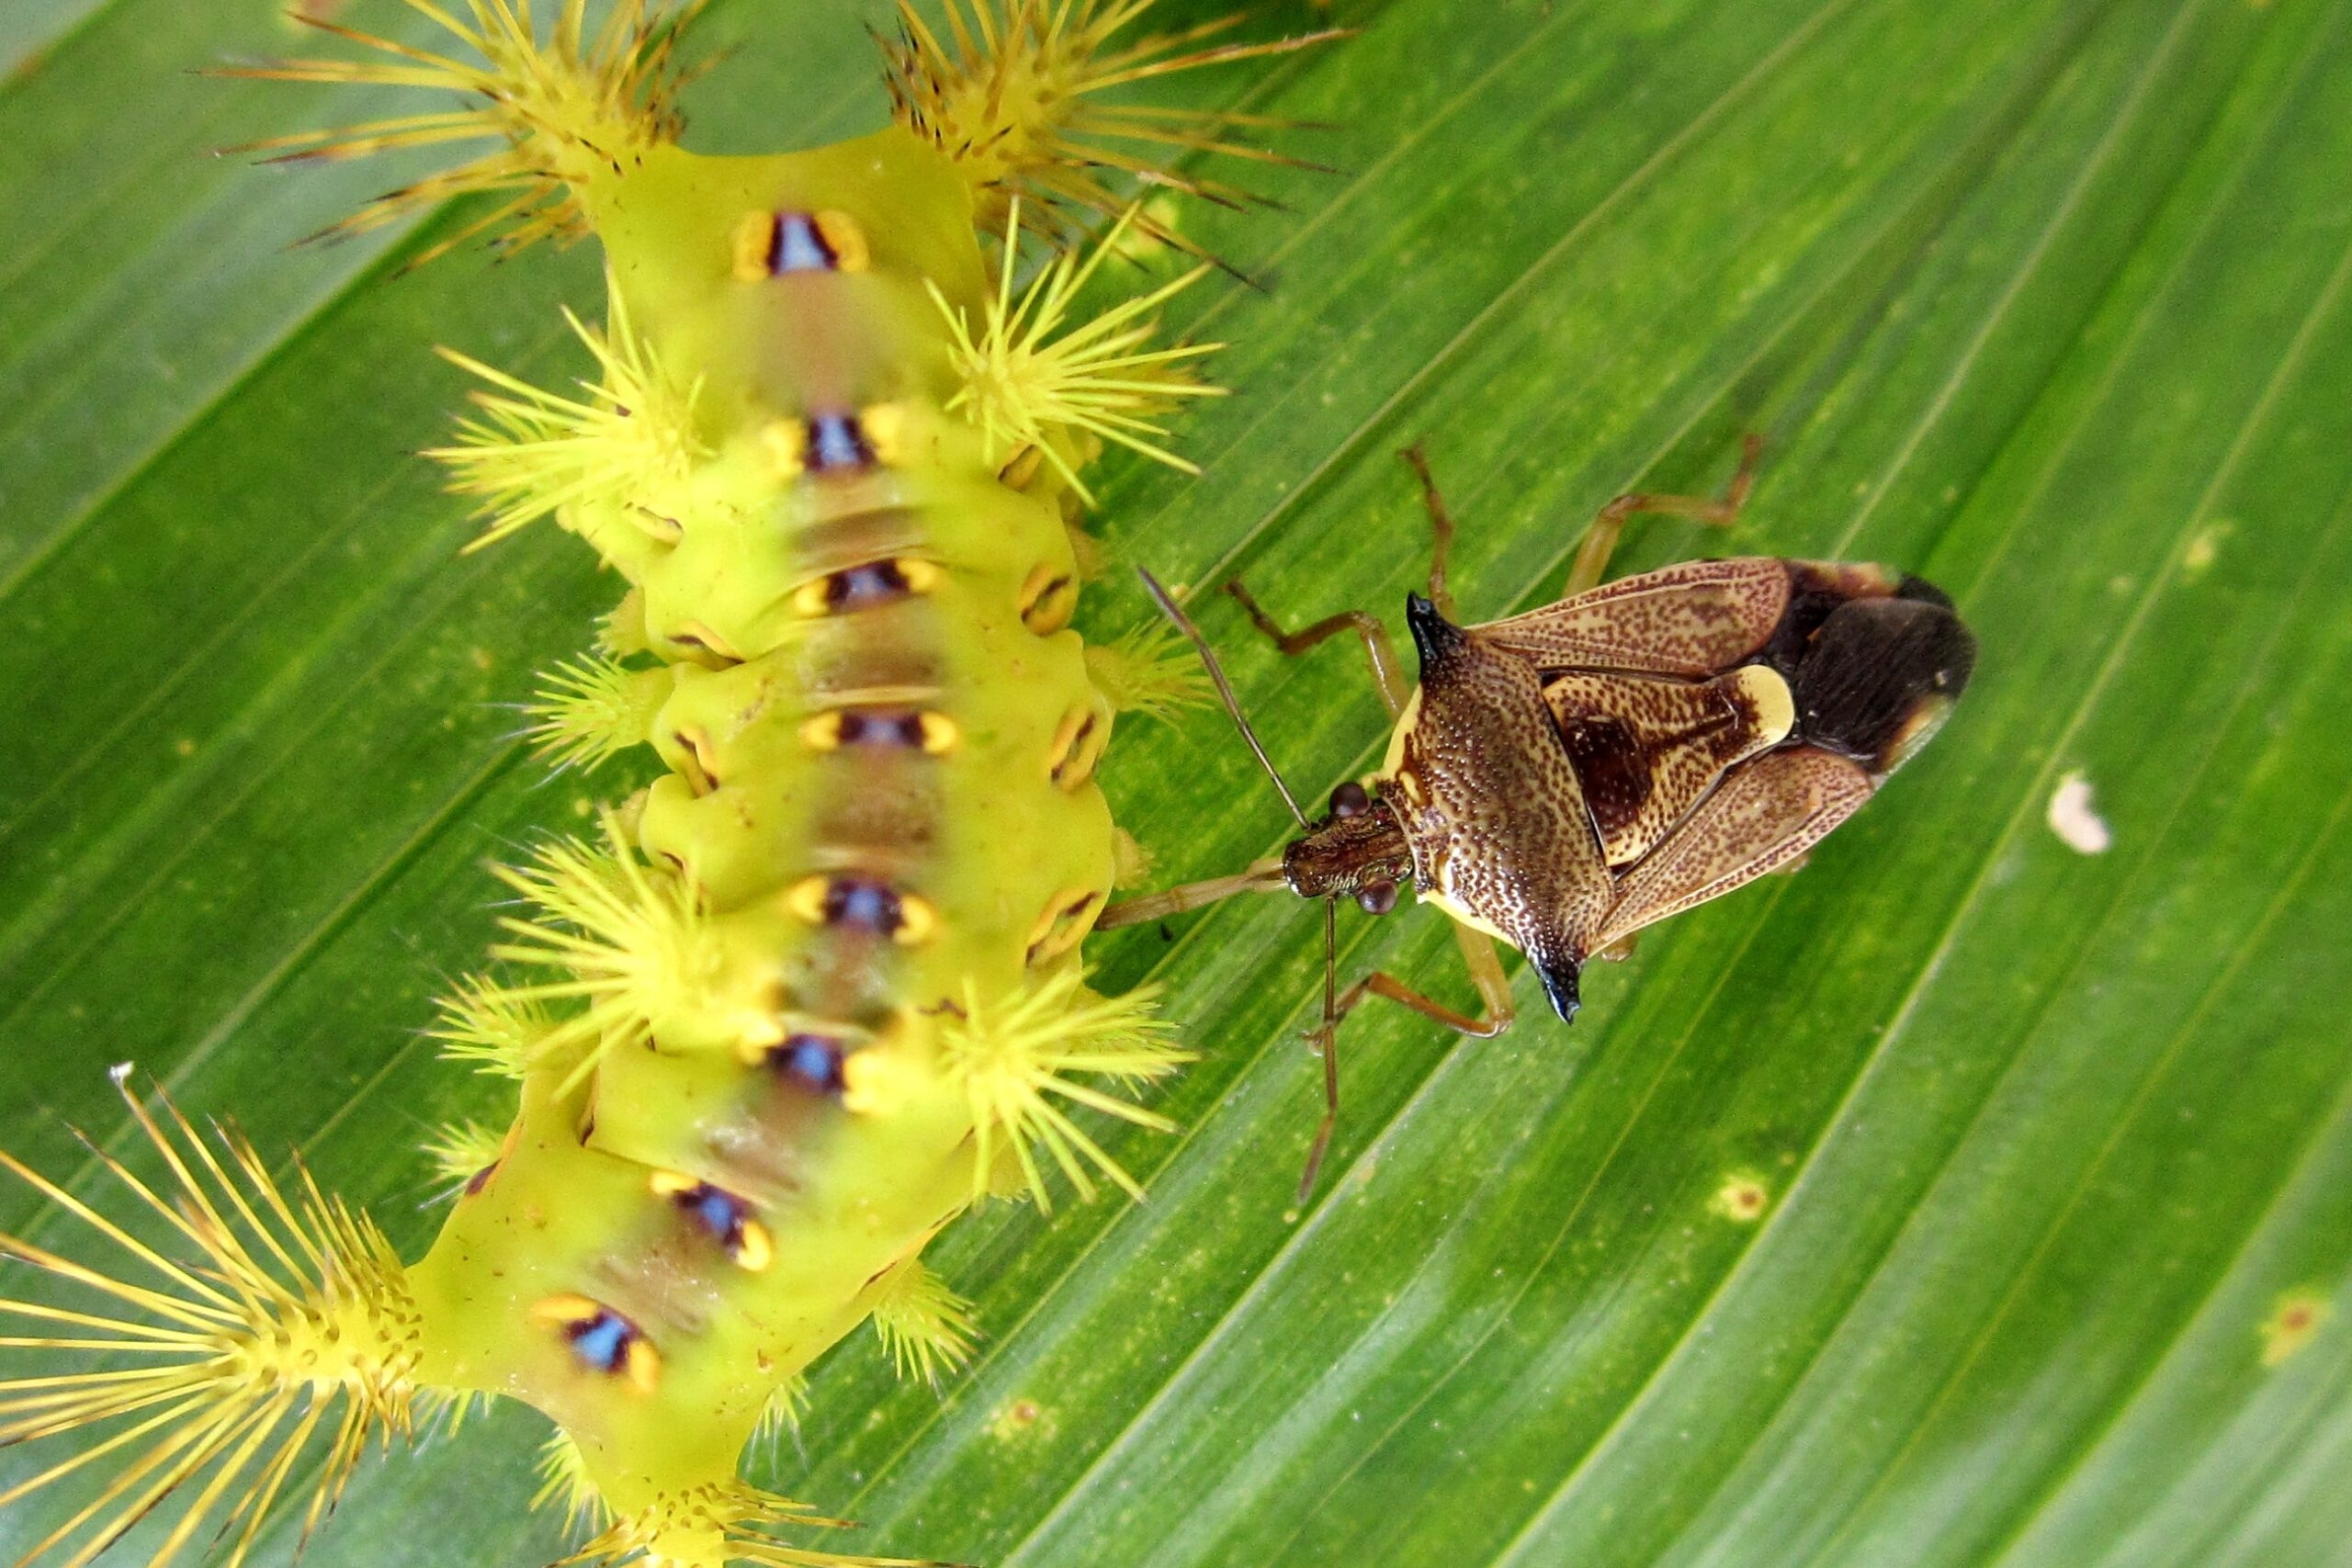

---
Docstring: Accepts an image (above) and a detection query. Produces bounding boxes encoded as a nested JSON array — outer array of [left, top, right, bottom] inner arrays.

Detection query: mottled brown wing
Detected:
[[1592, 745, 1873, 953], [1544, 665, 1795, 868], [1476, 558, 1796, 678]]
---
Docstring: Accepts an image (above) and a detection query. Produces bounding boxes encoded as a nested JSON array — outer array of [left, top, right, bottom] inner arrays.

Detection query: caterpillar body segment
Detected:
[[2, 4, 1330, 1564]]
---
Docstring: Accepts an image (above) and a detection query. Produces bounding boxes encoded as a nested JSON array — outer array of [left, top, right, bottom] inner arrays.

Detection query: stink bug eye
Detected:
[[1355, 879, 1398, 915], [1329, 781, 1371, 818]]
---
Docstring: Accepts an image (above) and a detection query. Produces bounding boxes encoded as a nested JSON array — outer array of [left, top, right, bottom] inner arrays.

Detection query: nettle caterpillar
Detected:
[[0, 4, 1335, 1566]]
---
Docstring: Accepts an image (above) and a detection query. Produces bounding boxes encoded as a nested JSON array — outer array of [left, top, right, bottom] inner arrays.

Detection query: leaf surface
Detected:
[[2, 1, 2347, 1565]]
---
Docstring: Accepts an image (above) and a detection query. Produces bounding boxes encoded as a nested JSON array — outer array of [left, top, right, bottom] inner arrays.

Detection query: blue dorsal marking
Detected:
[[824, 560, 909, 610], [808, 413, 870, 473], [823, 877, 899, 931], [691, 1187, 743, 1244], [777, 1033, 845, 1094], [567, 1313, 631, 1373], [773, 213, 835, 274]]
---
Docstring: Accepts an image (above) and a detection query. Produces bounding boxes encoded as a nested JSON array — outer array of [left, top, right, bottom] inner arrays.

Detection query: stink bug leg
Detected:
[[1216, 437, 1480, 718], [1295, 850, 1521, 1205], [1566, 433, 1761, 595], [1221, 585, 1411, 717]]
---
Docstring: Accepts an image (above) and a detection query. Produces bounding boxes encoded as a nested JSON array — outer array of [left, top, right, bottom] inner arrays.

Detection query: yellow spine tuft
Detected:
[[881, 0, 1344, 248], [0, 1076, 420, 1568], [524, 652, 672, 770], [868, 1259, 978, 1387], [940, 969, 1190, 1212], [229, 0, 705, 258], [749, 1371, 810, 1450], [1086, 615, 1213, 723], [534, 1428, 616, 1538], [418, 1118, 510, 1190], [559, 1481, 930, 1568], [428, 972, 560, 1077], [932, 202, 1223, 504], [483, 812, 709, 1070], [427, 293, 707, 554]]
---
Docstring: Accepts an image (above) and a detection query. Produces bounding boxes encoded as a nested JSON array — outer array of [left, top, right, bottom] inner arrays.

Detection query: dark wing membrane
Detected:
[[1592, 746, 1873, 953], [1784, 591, 1977, 778], [1543, 666, 1794, 868], [1476, 558, 1795, 677]]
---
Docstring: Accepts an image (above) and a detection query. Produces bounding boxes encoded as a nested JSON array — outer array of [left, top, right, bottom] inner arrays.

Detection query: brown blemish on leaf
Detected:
[[2260, 1290, 2329, 1368], [1710, 1173, 1770, 1224], [988, 1396, 1053, 1442]]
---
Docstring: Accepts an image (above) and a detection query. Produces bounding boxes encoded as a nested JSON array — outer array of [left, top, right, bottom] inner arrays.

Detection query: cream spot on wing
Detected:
[[2047, 771, 2112, 855], [1734, 664, 1795, 749]]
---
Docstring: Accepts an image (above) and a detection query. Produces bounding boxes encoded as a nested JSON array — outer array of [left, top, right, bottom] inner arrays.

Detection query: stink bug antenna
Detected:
[[1095, 570, 1302, 931], [1115, 570, 1348, 1214], [1136, 568, 1309, 828]]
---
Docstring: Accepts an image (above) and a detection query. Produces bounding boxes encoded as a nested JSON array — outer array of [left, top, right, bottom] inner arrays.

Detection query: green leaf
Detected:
[[4, 1, 2348, 1566]]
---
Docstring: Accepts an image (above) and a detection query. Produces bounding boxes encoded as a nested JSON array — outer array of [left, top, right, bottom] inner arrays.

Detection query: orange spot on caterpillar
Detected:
[[1019, 561, 1078, 634], [894, 891, 940, 946], [1026, 887, 1106, 965], [842, 1043, 922, 1118], [864, 403, 910, 467], [1046, 704, 1108, 791], [731, 212, 776, 281], [816, 211, 870, 271], [761, 418, 807, 478]]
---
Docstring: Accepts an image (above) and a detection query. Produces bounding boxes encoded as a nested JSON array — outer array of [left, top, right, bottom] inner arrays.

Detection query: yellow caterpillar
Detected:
[[0, 5, 1332, 1565]]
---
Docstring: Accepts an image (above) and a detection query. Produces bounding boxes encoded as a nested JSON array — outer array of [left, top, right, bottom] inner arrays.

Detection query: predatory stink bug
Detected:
[[1107, 440, 1977, 1196]]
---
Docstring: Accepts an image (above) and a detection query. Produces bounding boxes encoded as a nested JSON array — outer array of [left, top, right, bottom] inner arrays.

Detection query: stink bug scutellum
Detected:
[[1105, 440, 1978, 1197]]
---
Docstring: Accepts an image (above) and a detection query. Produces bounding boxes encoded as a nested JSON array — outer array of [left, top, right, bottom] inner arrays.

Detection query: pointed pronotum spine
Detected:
[[0, 4, 1337, 1565]]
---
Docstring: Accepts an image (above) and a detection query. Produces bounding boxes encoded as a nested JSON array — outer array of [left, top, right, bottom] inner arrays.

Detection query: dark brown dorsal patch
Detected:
[[1543, 667, 1792, 867]]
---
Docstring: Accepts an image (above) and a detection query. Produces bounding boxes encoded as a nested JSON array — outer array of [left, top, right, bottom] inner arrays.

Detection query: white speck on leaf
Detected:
[[2048, 771, 2112, 854]]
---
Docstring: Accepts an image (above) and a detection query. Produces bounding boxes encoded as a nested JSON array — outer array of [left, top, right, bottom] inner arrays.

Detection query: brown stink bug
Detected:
[[1104, 439, 1976, 1196]]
